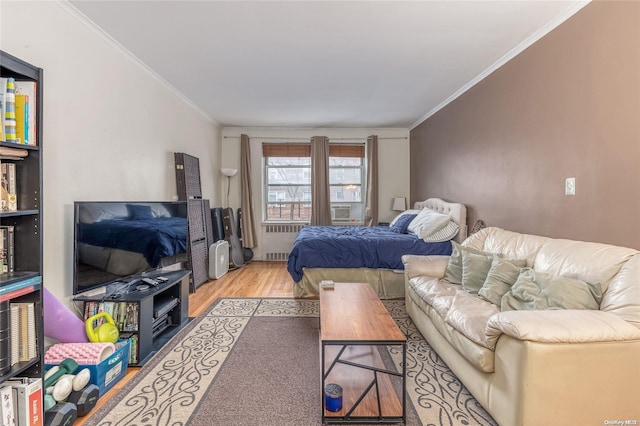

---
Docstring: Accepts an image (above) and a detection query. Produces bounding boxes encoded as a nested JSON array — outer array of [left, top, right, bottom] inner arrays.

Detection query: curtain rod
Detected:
[[223, 136, 407, 140]]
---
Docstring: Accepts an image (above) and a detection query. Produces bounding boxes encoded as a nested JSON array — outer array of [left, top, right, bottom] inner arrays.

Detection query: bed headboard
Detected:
[[414, 198, 468, 243]]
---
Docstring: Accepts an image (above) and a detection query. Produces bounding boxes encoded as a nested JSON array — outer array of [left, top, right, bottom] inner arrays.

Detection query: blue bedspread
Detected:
[[78, 217, 188, 267], [287, 225, 452, 282]]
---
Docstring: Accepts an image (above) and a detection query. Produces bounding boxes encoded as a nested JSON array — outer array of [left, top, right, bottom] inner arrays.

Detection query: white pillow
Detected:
[[407, 208, 451, 240], [389, 209, 420, 227], [422, 220, 460, 242]]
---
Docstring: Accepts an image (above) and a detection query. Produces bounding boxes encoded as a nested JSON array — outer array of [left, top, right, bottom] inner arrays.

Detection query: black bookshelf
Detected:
[[74, 269, 191, 366], [0, 51, 44, 385]]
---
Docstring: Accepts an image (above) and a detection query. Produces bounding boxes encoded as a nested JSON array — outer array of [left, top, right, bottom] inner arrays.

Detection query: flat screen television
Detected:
[[73, 201, 189, 295]]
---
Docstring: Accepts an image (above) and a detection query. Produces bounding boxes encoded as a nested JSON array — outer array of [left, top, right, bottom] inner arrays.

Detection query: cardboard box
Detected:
[[46, 340, 130, 397]]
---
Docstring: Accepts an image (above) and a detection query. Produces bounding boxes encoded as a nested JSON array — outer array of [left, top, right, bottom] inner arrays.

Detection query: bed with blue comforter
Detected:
[[288, 198, 467, 299], [287, 225, 451, 282]]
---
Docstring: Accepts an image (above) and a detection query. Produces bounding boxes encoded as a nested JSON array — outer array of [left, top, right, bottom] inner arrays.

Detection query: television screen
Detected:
[[73, 201, 188, 295]]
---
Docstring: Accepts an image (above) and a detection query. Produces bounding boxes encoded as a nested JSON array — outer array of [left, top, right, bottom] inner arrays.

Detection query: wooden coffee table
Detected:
[[320, 282, 406, 424]]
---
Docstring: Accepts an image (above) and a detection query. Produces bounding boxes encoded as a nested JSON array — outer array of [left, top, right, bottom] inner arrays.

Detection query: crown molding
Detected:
[[55, 0, 219, 126], [410, 0, 591, 131]]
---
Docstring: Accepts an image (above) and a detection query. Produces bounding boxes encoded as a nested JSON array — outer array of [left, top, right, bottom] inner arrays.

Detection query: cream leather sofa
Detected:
[[402, 227, 640, 426]]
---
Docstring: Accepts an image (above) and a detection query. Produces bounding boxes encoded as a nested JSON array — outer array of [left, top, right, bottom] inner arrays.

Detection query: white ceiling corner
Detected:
[[66, 0, 590, 130]]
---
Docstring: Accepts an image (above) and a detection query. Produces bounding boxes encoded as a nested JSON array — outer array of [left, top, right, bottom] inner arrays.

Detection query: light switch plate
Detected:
[[565, 177, 576, 196]]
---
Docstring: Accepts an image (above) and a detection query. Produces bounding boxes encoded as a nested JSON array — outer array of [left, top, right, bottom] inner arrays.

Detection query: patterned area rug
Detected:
[[83, 298, 496, 426]]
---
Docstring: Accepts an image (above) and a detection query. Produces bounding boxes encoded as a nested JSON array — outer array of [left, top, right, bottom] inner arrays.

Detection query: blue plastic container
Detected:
[[324, 383, 343, 412]]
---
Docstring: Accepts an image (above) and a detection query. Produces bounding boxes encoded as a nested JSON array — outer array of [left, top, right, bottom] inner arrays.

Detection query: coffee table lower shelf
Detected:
[[321, 341, 406, 424]]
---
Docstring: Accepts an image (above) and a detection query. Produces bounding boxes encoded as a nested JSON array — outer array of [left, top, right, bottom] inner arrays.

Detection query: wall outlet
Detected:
[[565, 177, 576, 196]]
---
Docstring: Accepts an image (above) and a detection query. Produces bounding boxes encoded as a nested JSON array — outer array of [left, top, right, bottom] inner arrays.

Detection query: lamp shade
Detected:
[[221, 168, 238, 177], [392, 197, 407, 211]]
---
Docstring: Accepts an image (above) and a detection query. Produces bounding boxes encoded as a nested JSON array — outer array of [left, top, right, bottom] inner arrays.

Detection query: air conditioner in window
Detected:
[[331, 205, 351, 222]]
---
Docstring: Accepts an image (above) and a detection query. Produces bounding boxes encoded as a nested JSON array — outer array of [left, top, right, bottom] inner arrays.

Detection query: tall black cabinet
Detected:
[[0, 51, 45, 386], [174, 153, 213, 292]]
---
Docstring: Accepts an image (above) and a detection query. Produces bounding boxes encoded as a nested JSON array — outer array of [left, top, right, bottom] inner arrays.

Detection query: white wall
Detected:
[[1, 1, 221, 307], [221, 127, 410, 259]]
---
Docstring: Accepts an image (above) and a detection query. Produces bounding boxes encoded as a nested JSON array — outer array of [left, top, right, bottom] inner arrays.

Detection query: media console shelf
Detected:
[[74, 269, 191, 366]]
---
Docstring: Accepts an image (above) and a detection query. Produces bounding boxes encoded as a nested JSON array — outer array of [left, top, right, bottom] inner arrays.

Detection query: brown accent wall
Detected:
[[410, 1, 640, 249]]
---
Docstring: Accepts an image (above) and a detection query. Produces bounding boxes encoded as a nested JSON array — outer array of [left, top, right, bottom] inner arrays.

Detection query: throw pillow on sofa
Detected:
[[443, 241, 501, 285], [461, 250, 494, 293], [501, 268, 603, 311], [478, 256, 527, 305]]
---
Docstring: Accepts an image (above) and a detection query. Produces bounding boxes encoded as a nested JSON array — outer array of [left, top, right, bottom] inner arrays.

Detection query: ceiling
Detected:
[[69, 1, 588, 129]]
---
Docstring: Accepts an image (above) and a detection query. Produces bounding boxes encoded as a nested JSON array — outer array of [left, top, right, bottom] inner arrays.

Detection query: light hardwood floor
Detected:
[[76, 261, 296, 425]]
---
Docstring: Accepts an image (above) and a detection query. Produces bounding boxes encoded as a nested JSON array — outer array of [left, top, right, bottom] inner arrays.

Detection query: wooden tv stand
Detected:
[[74, 269, 191, 366]]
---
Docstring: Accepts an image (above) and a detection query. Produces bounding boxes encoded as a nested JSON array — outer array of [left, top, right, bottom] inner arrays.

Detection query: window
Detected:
[[329, 145, 365, 223], [263, 143, 312, 221], [263, 143, 365, 223]]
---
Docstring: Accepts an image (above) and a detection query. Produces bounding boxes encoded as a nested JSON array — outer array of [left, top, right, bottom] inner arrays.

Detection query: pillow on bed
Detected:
[[127, 204, 154, 220], [407, 208, 451, 240], [389, 209, 420, 227], [389, 214, 416, 234], [421, 220, 459, 242]]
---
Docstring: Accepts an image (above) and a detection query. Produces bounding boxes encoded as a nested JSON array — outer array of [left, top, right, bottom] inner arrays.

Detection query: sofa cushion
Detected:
[[600, 254, 640, 328], [461, 250, 493, 293], [486, 309, 640, 345], [501, 268, 602, 311], [478, 257, 527, 306], [443, 241, 498, 285], [409, 276, 458, 305], [407, 284, 496, 372], [445, 291, 500, 349], [533, 239, 638, 293], [463, 227, 550, 266]]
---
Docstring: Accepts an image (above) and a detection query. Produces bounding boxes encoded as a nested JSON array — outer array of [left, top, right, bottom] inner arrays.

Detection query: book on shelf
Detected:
[[0, 146, 29, 160], [119, 332, 139, 364], [0, 275, 42, 295], [4, 378, 43, 426], [0, 228, 4, 274], [0, 286, 37, 304], [0, 78, 5, 142], [83, 301, 139, 332], [10, 302, 37, 362], [0, 162, 17, 212], [14, 94, 28, 146], [0, 384, 16, 426], [14, 81, 36, 146], [0, 225, 15, 274], [3, 79, 16, 144], [10, 304, 18, 366]]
